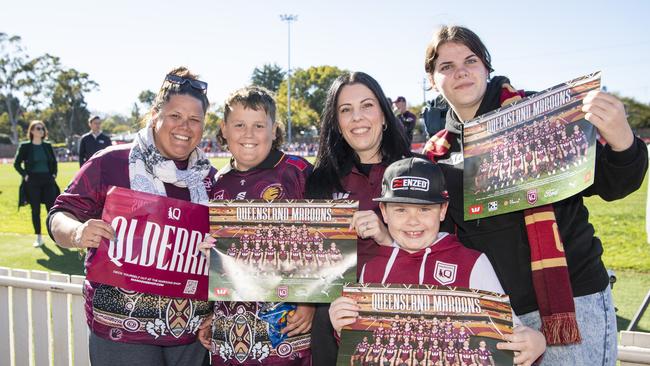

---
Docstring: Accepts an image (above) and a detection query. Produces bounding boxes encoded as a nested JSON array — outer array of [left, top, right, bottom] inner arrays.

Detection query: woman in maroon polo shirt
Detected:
[[47, 67, 216, 366], [306, 71, 412, 366]]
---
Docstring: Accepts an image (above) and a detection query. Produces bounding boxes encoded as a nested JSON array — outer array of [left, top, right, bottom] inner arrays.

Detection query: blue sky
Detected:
[[2, 0, 649, 115]]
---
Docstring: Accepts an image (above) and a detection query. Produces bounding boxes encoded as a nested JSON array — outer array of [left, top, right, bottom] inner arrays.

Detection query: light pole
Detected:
[[280, 14, 297, 145]]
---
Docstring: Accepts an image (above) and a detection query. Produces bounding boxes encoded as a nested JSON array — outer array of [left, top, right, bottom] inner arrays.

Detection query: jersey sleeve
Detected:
[[469, 254, 505, 294], [469, 254, 523, 325]]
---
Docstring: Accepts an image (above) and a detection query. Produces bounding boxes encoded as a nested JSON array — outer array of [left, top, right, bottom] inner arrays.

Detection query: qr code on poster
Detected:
[[183, 280, 198, 295]]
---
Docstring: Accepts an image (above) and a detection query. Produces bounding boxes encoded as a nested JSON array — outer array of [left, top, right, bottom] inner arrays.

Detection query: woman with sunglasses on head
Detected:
[[421, 25, 647, 365], [14, 120, 59, 247], [47, 67, 217, 366], [305, 71, 412, 366]]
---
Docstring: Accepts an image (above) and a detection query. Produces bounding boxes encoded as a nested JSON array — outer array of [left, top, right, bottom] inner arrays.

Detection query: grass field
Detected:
[[0, 160, 648, 331]]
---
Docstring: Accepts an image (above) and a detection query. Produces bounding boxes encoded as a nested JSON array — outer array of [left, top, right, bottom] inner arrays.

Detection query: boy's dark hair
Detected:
[[424, 25, 493, 75], [305, 71, 411, 199], [217, 85, 284, 150]]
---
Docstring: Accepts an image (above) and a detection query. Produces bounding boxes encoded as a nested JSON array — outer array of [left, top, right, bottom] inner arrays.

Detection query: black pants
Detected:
[[311, 303, 339, 366], [25, 172, 57, 234]]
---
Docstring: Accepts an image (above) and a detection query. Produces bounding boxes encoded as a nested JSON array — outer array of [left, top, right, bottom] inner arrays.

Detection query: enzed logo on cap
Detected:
[[391, 176, 430, 191]]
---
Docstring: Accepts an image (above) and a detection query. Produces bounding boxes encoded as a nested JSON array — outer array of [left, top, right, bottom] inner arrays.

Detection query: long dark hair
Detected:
[[306, 71, 411, 198]]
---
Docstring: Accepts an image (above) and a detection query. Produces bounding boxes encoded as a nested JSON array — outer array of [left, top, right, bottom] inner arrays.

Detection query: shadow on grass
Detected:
[[35, 244, 85, 276]]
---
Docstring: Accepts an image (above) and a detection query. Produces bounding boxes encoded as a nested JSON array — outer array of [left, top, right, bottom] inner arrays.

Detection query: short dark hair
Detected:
[[306, 71, 411, 198], [424, 25, 493, 75], [217, 85, 284, 150]]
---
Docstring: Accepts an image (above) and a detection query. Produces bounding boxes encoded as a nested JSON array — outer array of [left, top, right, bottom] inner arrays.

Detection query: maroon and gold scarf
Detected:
[[424, 81, 581, 345]]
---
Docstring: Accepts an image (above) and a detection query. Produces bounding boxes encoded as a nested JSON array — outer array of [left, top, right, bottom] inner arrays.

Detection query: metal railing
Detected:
[[0, 267, 89, 366]]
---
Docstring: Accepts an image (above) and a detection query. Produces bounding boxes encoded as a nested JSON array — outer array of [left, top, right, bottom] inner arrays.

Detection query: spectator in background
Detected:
[[14, 120, 59, 247], [393, 96, 417, 147], [78, 115, 112, 166]]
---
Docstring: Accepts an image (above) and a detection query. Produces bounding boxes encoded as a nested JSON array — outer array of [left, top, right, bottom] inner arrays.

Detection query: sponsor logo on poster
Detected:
[[527, 189, 538, 205], [277, 285, 289, 299], [213, 287, 229, 296], [543, 189, 558, 198], [434, 261, 457, 285], [488, 201, 498, 212], [469, 205, 483, 215]]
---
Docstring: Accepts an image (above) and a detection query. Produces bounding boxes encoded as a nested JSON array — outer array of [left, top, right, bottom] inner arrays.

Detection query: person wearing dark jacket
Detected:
[[421, 25, 648, 365], [14, 120, 59, 247], [78, 115, 112, 166]]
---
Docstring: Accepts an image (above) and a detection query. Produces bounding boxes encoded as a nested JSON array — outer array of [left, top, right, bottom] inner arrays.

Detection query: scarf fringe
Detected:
[[541, 313, 582, 345]]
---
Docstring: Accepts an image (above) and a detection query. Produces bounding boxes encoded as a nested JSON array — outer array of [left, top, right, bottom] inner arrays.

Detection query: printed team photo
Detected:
[[208, 200, 358, 302], [336, 284, 515, 366], [462, 72, 602, 220]]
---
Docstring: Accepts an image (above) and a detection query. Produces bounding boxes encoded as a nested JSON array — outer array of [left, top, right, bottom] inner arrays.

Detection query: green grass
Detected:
[[0, 160, 648, 331]]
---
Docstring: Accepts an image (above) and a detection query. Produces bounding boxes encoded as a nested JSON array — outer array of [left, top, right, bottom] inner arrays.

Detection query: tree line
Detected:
[[3, 32, 650, 146]]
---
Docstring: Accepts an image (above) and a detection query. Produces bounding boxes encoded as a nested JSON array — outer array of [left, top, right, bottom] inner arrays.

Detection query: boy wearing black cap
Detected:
[[329, 157, 546, 365]]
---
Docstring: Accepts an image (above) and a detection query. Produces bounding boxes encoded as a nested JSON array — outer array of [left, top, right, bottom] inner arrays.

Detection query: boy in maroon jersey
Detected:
[[443, 340, 459, 365], [329, 157, 545, 365], [198, 86, 314, 365]]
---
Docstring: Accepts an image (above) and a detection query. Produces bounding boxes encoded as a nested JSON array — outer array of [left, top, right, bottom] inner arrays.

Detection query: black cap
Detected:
[[373, 157, 449, 204]]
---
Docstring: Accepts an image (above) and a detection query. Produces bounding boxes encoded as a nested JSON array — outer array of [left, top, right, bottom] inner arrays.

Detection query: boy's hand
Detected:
[[282, 304, 315, 336], [497, 325, 546, 366], [197, 316, 214, 351], [329, 296, 360, 336], [351, 210, 392, 246]]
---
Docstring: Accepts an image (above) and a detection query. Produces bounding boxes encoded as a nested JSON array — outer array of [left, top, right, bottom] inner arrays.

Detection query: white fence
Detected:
[[0, 267, 89, 366]]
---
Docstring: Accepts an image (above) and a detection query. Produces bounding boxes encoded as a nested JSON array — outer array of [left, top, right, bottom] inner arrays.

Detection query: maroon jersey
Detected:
[[360, 234, 485, 287], [227, 247, 238, 257], [264, 247, 275, 261], [429, 346, 442, 362], [211, 150, 311, 201], [476, 348, 492, 365], [354, 340, 370, 356], [211, 150, 312, 365], [383, 344, 398, 360], [370, 343, 383, 358], [335, 163, 387, 276], [444, 346, 458, 363], [459, 348, 475, 365], [414, 346, 426, 361], [279, 249, 289, 261], [398, 343, 413, 360], [315, 249, 327, 262], [49, 145, 217, 346]]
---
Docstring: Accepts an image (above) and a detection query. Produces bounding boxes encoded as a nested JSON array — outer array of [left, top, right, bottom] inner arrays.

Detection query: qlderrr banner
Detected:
[[337, 284, 514, 366], [86, 186, 210, 300], [208, 199, 358, 303], [463, 71, 601, 220]]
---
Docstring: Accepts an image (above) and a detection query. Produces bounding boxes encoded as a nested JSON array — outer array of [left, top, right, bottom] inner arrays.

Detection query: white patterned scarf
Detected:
[[128, 126, 210, 204]]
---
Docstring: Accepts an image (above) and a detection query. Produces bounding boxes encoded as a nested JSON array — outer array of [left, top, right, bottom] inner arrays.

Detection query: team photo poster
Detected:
[[207, 200, 358, 303], [86, 186, 211, 300], [463, 71, 601, 220], [337, 284, 514, 366]]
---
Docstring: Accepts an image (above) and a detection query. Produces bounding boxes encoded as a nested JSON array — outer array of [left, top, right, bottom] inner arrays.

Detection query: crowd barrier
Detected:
[[0, 267, 88, 366]]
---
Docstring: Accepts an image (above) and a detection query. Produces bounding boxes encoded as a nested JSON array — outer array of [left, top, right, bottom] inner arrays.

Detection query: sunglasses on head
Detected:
[[163, 74, 208, 93]]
